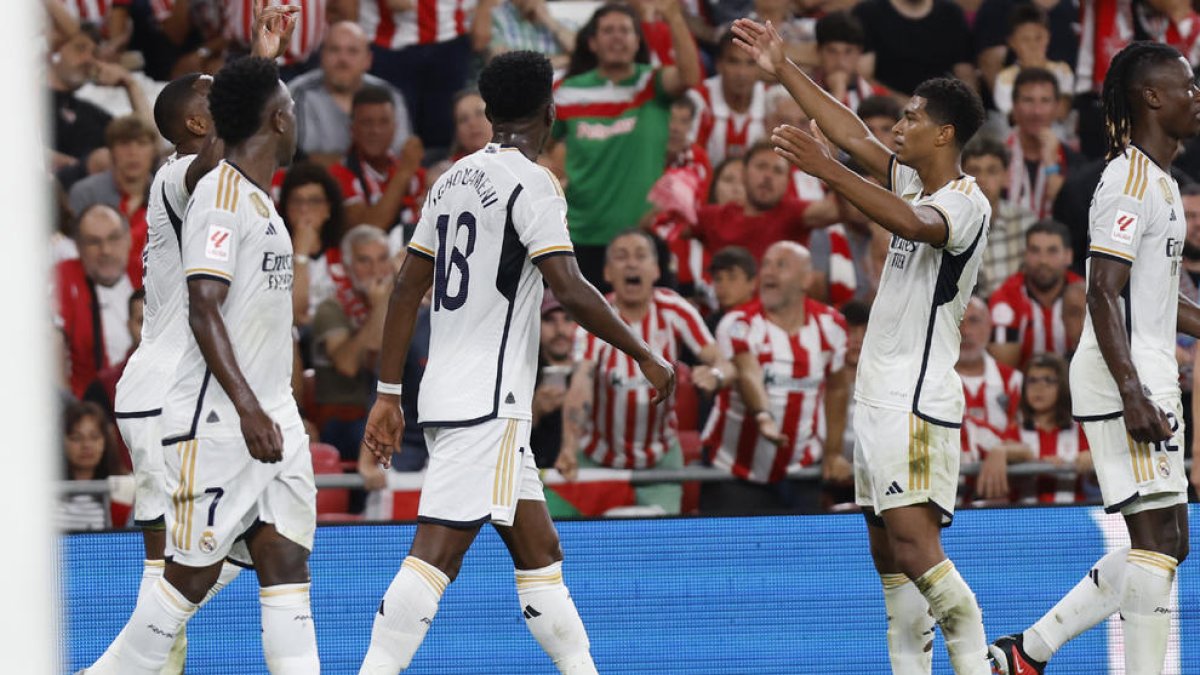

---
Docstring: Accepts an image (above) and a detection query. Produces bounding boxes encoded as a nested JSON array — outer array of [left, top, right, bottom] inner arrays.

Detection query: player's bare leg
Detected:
[[881, 505, 989, 675], [246, 523, 319, 674], [360, 522, 481, 674], [865, 515, 934, 673], [495, 500, 596, 674]]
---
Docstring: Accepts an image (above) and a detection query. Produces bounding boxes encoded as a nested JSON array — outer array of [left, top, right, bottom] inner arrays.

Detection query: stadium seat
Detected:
[[310, 442, 358, 520]]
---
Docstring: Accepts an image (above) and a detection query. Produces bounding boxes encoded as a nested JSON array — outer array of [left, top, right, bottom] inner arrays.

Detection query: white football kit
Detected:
[[113, 153, 194, 526], [160, 161, 314, 566], [853, 158, 991, 523], [1070, 145, 1187, 515], [406, 143, 574, 526]]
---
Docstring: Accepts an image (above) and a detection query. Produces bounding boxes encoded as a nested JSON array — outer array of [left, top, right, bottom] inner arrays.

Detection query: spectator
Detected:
[[530, 291, 578, 469], [311, 225, 394, 461], [808, 183, 871, 306], [701, 242, 851, 515], [709, 155, 746, 207], [290, 21, 413, 165], [628, 0, 704, 69], [56, 204, 137, 398], [688, 30, 767, 166], [962, 135, 1037, 295], [990, 4, 1074, 117], [223, 0, 328, 79], [973, 0, 1077, 96], [852, 0, 975, 96], [328, 85, 425, 230], [280, 161, 347, 326], [68, 115, 157, 279], [558, 230, 733, 515], [123, 0, 226, 81], [855, 95, 901, 153], [989, 220, 1084, 369], [59, 400, 129, 531], [811, 11, 885, 112], [354, 0, 476, 153], [49, 23, 150, 187], [707, 245, 758, 330], [690, 141, 834, 262], [447, 90, 493, 162], [976, 353, 1091, 504], [957, 297, 1022, 437], [737, 0, 817, 66], [47, 0, 133, 60], [553, 1, 701, 287], [1005, 67, 1081, 218], [473, 0, 577, 69]]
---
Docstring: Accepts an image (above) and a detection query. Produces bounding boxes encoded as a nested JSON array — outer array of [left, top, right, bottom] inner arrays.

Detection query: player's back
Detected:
[[407, 143, 573, 427], [115, 153, 195, 416], [1071, 146, 1184, 416], [161, 161, 300, 442], [856, 160, 992, 426]]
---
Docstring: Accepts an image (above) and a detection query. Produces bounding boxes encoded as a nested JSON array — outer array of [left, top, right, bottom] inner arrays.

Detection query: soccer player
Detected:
[[90, 55, 319, 674], [733, 18, 992, 675], [357, 51, 675, 674], [83, 5, 298, 673], [989, 41, 1200, 675]]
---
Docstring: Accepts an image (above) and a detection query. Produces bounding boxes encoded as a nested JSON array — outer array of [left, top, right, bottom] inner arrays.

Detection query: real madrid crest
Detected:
[[1158, 177, 1174, 205], [199, 530, 218, 554], [250, 192, 270, 218], [1157, 456, 1170, 479]]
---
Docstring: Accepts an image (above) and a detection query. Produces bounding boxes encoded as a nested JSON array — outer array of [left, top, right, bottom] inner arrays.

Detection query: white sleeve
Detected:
[[406, 196, 437, 262], [516, 168, 574, 263], [887, 155, 921, 196], [165, 155, 198, 213], [182, 190, 241, 284], [1088, 176, 1147, 264], [927, 188, 986, 255]]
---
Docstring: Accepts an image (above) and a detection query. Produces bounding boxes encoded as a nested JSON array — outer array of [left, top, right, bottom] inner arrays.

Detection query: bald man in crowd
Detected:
[[289, 21, 413, 165]]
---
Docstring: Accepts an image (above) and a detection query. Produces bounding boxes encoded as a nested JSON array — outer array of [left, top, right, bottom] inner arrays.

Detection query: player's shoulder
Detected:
[[1098, 146, 1154, 202], [190, 162, 265, 220]]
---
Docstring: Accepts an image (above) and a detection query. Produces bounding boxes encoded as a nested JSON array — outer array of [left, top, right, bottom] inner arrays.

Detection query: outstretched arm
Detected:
[[732, 18, 892, 184]]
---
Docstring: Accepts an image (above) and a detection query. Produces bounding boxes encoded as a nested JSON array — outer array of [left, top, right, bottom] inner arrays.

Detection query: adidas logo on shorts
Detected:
[[884, 481, 904, 496]]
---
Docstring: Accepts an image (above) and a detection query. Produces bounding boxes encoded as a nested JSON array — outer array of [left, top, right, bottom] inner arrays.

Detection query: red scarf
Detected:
[[325, 248, 370, 329]]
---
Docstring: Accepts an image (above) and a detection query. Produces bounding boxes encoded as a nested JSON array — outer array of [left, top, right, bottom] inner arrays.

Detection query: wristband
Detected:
[[377, 381, 404, 396], [1042, 164, 1061, 176], [711, 367, 725, 389]]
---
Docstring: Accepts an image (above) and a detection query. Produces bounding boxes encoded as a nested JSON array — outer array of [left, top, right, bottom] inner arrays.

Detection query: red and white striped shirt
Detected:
[[960, 353, 1022, 435], [651, 145, 713, 300], [359, 0, 473, 50], [575, 288, 713, 469], [786, 172, 856, 307], [224, 0, 327, 65], [1016, 425, 1089, 504], [63, 0, 128, 23], [702, 298, 848, 484], [687, 75, 767, 166], [989, 271, 1083, 366]]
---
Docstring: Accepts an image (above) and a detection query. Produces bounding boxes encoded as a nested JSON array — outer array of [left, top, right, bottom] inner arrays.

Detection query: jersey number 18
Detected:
[[434, 212, 476, 312]]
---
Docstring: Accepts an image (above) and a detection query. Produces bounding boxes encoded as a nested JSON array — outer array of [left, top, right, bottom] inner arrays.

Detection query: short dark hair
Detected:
[[208, 56, 282, 147], [567, 3, 649, 78], [279, 161, 347, 254], [671, 95, 698, 120], [709, 246, 757, 279], [709, 156, 744, 203], [716, 30, 740, 60], [962, 135, 1010, 167], [62, 400, 125, 481], [1020, 353, 1073, 430], [605, 229, 659, 263], [1008, 3, 1049, 35], [351, 84, 394, 112], [743, 139, 779, 164], [105, 115, 157, 148], [153, 73, 204, 145], [841, 299, 870, 327], [478, 51, 554, 123], [1013, 66, 1060, 101], [816, 11, 865, 49], [129, 286, 146, 312], [1025, 219, 1070, 247], [857, 95, 901, 122], [912, 77, 985, 149]]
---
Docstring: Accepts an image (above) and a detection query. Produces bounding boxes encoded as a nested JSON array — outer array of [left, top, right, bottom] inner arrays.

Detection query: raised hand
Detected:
[[731, 18, 787, 77], [772, 124, 836, 177], [251, 0, 300, 60]]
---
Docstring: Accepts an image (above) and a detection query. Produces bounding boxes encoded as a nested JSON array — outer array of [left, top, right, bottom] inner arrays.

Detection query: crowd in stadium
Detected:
[[48, 0, 1200, 528]]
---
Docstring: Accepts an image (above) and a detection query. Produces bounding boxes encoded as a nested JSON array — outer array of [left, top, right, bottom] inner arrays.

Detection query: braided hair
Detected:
[[1102, 41, 1184, 160]]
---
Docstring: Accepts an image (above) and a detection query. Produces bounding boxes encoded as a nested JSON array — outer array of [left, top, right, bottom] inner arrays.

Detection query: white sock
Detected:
[[881, 573, 934, 674], [914, 560, 990, 675], [91, 578, 197, 675], [260, 583, 320, 674], [359, 556, 449, 674], [515, 562, 596, 674], [200, 561, 242, 606], [1023, 547, 1128, 662], [1121, 550, 1177, 675], [86, 560, 171, 674]]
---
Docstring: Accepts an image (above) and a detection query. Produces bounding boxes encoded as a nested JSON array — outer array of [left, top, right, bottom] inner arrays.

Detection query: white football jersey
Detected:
[[115, 153, 195, 416], [408, 143, 573, 426], [161, 161, 301, 442], [854, 158, 991, 426], [1071, 145, 1185, 417]]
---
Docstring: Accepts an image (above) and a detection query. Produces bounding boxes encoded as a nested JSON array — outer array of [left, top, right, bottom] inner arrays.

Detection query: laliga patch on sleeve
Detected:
[[1110, 209, 1139, 245], [206, 225, 232, 261]]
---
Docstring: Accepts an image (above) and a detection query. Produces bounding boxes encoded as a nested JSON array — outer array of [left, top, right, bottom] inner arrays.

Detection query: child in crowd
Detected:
[[992, 4, 1074, 116]]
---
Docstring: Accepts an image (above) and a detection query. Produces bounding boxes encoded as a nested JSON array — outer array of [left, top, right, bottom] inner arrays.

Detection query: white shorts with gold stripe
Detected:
[[116, 415, 169, 526], [853, 404, 960, 526], [1080, 396, 1187, 516], [419, 417, 544, 528], [163, 424, 316, 567]]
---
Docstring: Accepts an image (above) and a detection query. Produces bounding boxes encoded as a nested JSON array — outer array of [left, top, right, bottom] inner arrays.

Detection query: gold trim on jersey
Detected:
[[529, 244, 574, 259], [1089, 245, 1135, 262], [1127, 435, 1153, 483], [540, 166, 566, 198], [908, 414, 930, 492], [215, 164, 241, 212], [926, 203, 954, 247], [407, 242, 435, 257], [946, 179, 974, 196], [185, 267, 234, 280], [1123, 150, 1149, 200]]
